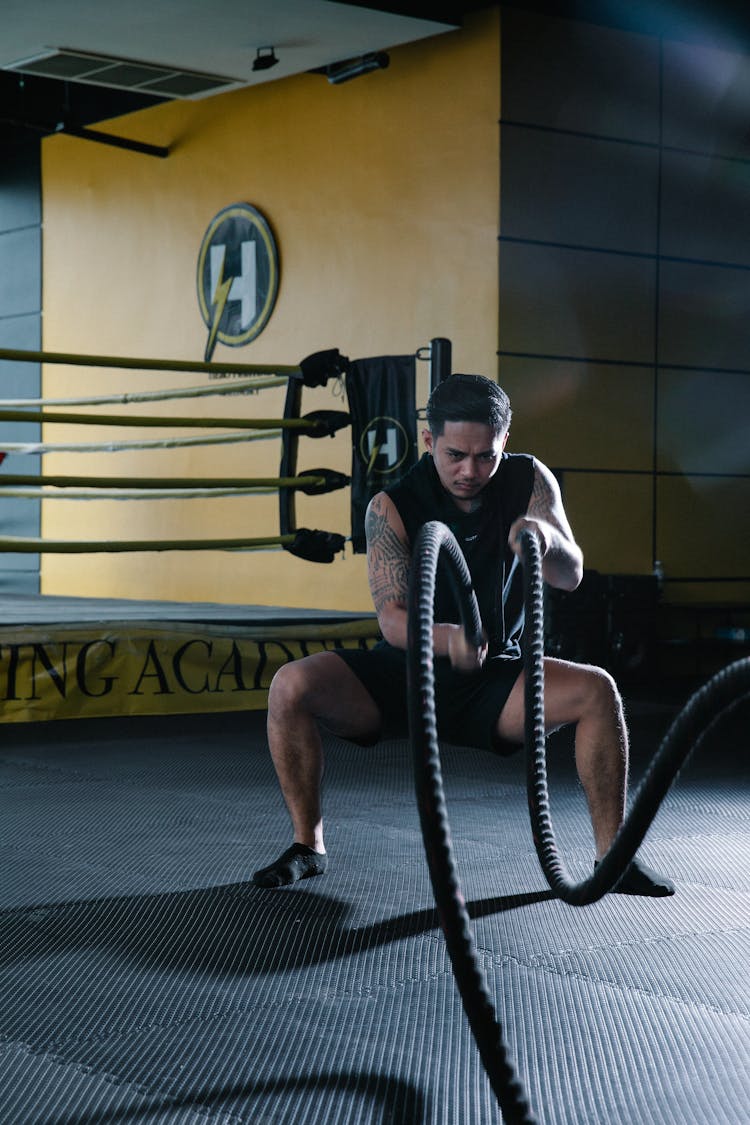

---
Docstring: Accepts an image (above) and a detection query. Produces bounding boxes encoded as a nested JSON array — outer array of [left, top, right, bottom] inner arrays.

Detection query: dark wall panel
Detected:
[[500, 5, 750, 603], [499, 357, 654, 472], [662, 41, 750, 160], [661, 151, 750, 265], [499, 241, 655, 362], [564, 473, 653, 575], [0, 314, 41, 435], [501, 8, 660, 141], [501, 125, 660, 253], [658, 369, 750, 475], [0, 228, 41, 318], [1, 142, 42, 228], [0, 131, 41, 593], [657, 476, 748, 578], [659, 260, 750, 369]]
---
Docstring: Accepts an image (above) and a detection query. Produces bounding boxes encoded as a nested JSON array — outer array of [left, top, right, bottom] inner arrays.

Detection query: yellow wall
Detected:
[[40, 9, 500, 610]]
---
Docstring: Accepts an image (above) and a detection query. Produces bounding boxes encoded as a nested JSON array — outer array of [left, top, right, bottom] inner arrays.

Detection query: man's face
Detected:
[[423, 420, 508, 509]]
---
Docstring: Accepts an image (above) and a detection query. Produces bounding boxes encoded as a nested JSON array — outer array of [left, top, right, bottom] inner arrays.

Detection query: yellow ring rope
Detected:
[[0, 346, 301, 377], [0, 408, 325, 431], [0, 431, 282, 454], [0, 534, 299, 553], [0, 377, 287, 408]]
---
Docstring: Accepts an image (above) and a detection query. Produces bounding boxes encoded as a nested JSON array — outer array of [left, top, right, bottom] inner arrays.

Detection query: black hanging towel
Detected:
[[346, 355, 418, 553]]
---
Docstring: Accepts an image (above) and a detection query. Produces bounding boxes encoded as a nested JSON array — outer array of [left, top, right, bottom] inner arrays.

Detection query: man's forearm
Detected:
[[378, 602, 465, 655], [510, 515, 583, 592], [541, 531, 583, 591]]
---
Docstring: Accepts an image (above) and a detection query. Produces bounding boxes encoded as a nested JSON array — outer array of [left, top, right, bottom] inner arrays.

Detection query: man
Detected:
[[253, 374, 673, 896]]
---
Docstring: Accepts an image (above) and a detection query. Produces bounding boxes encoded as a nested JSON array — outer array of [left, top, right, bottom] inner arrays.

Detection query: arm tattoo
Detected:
[[527, 465, 555, 521], [366, 496, 410, 615], [525, 462, 581, 584]]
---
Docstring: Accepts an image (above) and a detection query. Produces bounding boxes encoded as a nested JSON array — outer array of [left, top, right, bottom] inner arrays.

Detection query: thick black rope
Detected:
[[409, 518, 750, 1120], [520, 526, 750, 904], [407, 520, 535, 1124]]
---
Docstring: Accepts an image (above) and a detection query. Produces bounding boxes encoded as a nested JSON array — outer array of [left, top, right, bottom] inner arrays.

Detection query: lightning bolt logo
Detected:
[[367, 441, 381, 475], [204, 267, 233, 362]]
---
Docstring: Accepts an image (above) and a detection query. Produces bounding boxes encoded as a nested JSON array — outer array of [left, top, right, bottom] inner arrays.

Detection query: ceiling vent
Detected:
[[5, 48, 243, 99]]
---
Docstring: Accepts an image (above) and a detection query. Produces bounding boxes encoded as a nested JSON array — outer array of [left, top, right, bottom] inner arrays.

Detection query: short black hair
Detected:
[[426, 374, 512, 437]]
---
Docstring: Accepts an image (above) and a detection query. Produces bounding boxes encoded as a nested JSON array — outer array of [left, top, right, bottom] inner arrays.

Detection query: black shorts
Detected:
[[336, 641, 523, 754]]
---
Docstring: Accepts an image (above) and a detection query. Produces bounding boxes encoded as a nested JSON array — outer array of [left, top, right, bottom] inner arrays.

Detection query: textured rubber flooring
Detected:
[[0, 692, 748, 1124]]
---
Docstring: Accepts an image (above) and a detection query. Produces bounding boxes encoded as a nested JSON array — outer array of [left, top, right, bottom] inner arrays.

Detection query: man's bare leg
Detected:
[[253, 652, 381, 887], [497, 657, 674, 896]]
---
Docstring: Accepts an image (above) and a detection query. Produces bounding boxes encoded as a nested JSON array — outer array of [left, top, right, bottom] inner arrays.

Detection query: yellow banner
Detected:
[[0, 620, 379, 723]]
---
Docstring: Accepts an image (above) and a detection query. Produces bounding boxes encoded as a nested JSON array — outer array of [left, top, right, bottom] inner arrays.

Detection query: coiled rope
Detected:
[[519, 526, 750, 904], [408, 519, 750, 1121]]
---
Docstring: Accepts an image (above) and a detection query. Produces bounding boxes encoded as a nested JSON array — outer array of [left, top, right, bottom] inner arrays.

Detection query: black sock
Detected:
[[596, 857, 675, 897], [252, 843, 328, 888]]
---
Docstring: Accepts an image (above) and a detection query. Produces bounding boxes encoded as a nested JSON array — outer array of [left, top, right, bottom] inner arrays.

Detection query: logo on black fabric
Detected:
[[359, 416, 410, 477], [197, 203, 280, 361]]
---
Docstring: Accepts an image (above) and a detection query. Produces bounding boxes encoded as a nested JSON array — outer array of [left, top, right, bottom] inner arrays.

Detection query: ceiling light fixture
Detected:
[[323, 51, 390, 85], [252, 47, 279, 72]]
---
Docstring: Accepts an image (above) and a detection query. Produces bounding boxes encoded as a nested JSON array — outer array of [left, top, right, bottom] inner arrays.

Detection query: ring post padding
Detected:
[[408, 520, 535, 1124], [279, 377, 304, 538], [429, 337, 452, 391]]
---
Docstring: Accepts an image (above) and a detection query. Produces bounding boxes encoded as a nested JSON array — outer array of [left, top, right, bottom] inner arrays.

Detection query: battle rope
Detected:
[[407, 520, 535, 1125], [519, 526, 750, 904], [408, 518, 750, 1121]]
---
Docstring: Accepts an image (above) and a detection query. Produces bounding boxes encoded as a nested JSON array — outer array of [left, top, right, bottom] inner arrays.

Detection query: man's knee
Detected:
[[543, 658, 622, 723], [268, 655, 320, 716], [577, 663, 623, 718], [268, 651, 381, 744]]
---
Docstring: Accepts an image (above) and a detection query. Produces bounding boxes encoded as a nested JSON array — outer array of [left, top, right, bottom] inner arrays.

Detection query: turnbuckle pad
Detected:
[[285, 528, 347, 563], [299, 348, 350, 387], [300, 410, 351, 437], [297, 469, 351, 495]]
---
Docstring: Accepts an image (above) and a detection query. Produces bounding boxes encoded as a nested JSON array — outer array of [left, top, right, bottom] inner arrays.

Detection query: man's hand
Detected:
[[508, 516, 548, 561], [447, 624, 488, 672], [508, 508, 582, 591]]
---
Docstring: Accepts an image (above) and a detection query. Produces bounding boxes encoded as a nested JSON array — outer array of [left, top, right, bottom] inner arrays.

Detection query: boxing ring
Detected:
[[0, 344, 412, 722], [0, 592, 378, 723]]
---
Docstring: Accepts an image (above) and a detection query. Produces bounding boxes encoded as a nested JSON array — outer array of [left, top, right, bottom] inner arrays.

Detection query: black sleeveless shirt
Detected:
[[385, 451, 535, 658]]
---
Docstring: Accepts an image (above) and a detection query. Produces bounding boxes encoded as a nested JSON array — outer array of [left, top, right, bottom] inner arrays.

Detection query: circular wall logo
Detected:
[[359, 416, 411, 477], [197, 203, 280, 360]]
